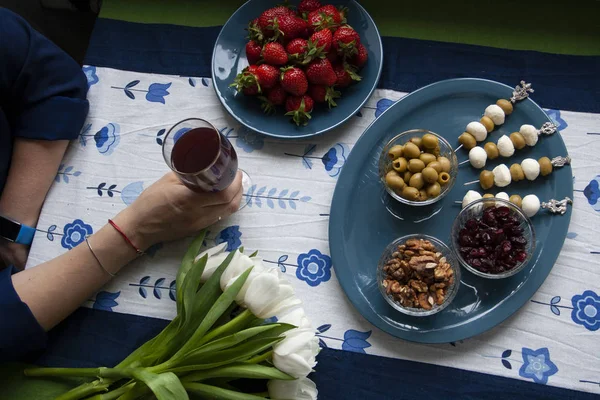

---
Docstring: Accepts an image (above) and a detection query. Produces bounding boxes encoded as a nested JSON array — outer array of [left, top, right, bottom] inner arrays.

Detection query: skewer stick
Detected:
[[464, 180, 479, 186], [459, 159, 469, 166], [455, 144, 463, 152]]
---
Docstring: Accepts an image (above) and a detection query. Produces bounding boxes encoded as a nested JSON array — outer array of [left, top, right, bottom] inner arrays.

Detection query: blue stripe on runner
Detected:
[[85, 18, 600, 113], [33, 308, 597, 399]]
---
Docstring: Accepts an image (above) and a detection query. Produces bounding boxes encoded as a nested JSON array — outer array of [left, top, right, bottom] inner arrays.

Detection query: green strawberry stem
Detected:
[[285, 98, 312, 126]]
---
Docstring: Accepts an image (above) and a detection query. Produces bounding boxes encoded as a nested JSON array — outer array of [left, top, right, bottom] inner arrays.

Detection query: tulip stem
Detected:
[[196, 309, 257, 348], [246, 350, 273, 364]]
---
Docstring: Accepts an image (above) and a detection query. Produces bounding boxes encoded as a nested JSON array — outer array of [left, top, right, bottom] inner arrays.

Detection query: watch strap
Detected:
[[15, 224, 36, 245]]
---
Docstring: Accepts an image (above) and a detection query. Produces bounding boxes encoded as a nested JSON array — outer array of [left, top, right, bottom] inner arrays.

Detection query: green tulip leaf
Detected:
[[131, 370, 188, 400], [184, 382, 266, 400]]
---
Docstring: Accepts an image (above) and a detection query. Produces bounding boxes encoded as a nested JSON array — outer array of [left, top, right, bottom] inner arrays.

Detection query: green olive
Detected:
[[421, 167, 438, 184], [479, 170, 494, 190], [431, 146, 441, 157], [484, 142, 499, 159], [482, 193, 495, 199], [419, 153, 437, 165], [539, 156, 553, 176], [427, 161, 442, 173], [496, 99, 513, 115], [438, 172, 451, 186], [387, 145, 404, 160], [403, 142, 421, 159], [458, 132, 477, 150], [385, 171, 405, 190], [402, 186, 420, 201], [421, 133, 439, 149], [392, 157, 408, 173], [419, 189, 429, 201], [403, 171, 413, 183], [509, 194, 523, 208], [510, 132, 526, 150], [510, 163, 525, 181], [426, 182, 441, 198], [437, 156, 451, 173], [409, 172, 424, 190], [480, 116, 494, 132], [408, 158, 425, 173], [410, 137, 423, 150]]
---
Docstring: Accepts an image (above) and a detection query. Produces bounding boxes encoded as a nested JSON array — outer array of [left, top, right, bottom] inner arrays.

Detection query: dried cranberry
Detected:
[[469, 249, 480, 257], [478, 247, 487, 257], [510, 236, 527, 248], [515, 251, 528, 262], [471, 259, 482, 269], [481, 232, 492, 244], [494, 206, 510, 217], [482, 212, 496, 226], [465, 219, 478, 230], [460, 235, 474, 247], [501, 240, 512, 253]]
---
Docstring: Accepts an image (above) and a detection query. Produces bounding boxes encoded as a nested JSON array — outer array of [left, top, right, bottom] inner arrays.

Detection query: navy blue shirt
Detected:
[[0, 8, 89, 361]]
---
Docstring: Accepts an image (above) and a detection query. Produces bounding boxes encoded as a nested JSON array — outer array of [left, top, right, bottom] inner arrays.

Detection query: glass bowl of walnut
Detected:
[[377, 234, 461, 316]]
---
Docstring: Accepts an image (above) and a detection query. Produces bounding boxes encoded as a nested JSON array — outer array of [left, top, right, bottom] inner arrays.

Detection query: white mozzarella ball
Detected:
[[484, 104, 505, 125], [462, 190, 482, 209], [520, 124, 539, 147], [521, 158, 540, 181], [497, 135, 515, 157], [466, 121, 488, 141], [492, 164, 511, 187], [495, 192, 509, 201], [522, 194, 541, 217], [468, 146, 487, 169]]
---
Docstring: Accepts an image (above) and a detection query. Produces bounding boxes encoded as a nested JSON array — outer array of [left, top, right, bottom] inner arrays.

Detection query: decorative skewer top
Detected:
[[510, 81, 534, 103], [551, 155, 571, 167], [539, 122, 558, 136], [541, 197, 572, 215]]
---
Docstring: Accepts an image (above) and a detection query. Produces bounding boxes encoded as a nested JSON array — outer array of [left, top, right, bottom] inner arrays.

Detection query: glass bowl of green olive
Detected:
[[379, 129, 458, 206]]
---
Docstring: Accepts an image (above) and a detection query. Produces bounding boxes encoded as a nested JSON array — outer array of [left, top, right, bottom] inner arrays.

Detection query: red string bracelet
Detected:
[[108, 219, 145, 256]]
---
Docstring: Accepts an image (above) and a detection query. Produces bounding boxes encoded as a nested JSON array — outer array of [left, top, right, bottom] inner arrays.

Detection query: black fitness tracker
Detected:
[[0, 215, 35, 245]]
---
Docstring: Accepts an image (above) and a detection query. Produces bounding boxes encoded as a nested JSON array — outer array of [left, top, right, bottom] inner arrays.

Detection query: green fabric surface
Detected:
[[99, 0, 600, 55]]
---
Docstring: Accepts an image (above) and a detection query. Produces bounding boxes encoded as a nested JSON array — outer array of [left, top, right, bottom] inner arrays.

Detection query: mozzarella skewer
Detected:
[[456, 191, 573, 217]]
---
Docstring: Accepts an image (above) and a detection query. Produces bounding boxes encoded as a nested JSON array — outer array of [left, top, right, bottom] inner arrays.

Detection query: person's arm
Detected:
[[10, 172, 243, 331], [0, 9, 89, 269], [0, 139, 69, 268]]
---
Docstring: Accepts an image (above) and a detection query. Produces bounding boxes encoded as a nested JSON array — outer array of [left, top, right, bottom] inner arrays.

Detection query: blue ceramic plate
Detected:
[[211, 0, 383, 139], [329, 78, 573, 343]]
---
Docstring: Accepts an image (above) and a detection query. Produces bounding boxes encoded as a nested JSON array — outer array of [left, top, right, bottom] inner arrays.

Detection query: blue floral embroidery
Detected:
[[519, 347, 558, 384], [583, 176, 600, 211], [111, 81, 172, 104], [245, 185, 311, 209], [173, 127, 191, 143], [93, 291, 120, 312], [188, 77, 210, 87], [156, 129, 166, 146], [130, 276, 176, 301], [545, 109, 568, 130], [45, 225, 57, 241], [216, 225, 242, 251], [571, 290, 600, 331], [146, 83, 172, 104], [236, 127, 265, 153], [82, 66, 99, 88], [55, 164, 81, 184], [94, 123, 120, 155], [296, 249, 332, 286], [87, 182, 120, 197], [121, 181, 144, 205], [61, 219, 93, 250], [375, 98, 394, 117], [322, 143, 349, 178], [79, 123, 92, 146], [342, 330, 372, 354]]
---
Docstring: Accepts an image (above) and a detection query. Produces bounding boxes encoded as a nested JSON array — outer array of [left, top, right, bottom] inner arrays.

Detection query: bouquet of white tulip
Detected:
[[25, 231, 319, 400]]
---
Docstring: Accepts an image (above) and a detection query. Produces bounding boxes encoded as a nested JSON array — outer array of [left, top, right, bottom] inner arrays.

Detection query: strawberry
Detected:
[[332, 25, 360, 55], [245, 40, 262, 65], [259, 84, 287, 114], [280, 67, 308, 96], [305, 58, 337, 86], [256, 64, 279, 89], [326, 49, 339, 64], [271, 14, 308, 42], [286, 38, 308, 56], [309, 84, 340, 108], [262, 42, 288, 66], [247, 18, 265, 43], [350, 43, 368, 69], [334, 63, 361, 88], [230, 65, 261, 95], [298, 0, 321, 14], [309, 29, 332, 53], [307, 5, 344, 31], [258, 6, 294, 36], [285, 95, 314, 126]]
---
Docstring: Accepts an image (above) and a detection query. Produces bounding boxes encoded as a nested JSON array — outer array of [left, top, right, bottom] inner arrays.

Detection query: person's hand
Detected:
[[0, 240, 29, 270], [114, 172, 243, 249]]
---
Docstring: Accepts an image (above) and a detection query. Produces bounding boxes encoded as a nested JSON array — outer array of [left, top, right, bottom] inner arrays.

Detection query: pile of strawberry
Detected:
[[230, 0, 368, 126]]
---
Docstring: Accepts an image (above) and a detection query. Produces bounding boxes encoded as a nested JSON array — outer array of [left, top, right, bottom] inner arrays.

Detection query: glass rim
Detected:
[[379, 129, 458, 207], [162, 117, 223, 176], [377, 233, 461, 317], [451, 197, 536, 279]]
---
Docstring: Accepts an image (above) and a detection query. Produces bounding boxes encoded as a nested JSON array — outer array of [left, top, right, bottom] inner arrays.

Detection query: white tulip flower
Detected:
[[244, 268, 301, 318], [272, 328, 320, 378], [268, 377, 318, 400], [278, 307, 313, 331], [197, 243, 229, 282]]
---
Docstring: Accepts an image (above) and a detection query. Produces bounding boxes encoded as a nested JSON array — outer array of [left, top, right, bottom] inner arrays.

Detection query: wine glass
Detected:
[[162, 118, 251, 208]]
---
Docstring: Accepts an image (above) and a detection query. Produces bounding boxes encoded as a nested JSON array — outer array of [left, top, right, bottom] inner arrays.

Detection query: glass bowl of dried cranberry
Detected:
[[451, 198, 536, 279], [377, 234, 461, 316]]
